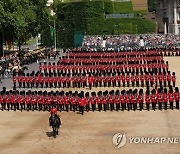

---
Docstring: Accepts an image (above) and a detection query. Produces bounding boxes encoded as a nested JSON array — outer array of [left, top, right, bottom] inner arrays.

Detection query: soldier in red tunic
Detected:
[[157, 88, 163, 110], [138, 89, 144, 111], [114, 90, 120, 111], [169, 89, 174, 110], [174, 87, 179, 110], [145, 90, 151, 111], [172, 72, 176, 87], [151, 89, 157, 111], [163, 88, 168, 110]]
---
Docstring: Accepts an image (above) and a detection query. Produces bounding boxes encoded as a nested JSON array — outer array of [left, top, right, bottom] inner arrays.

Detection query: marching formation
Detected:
[[0, 87, 179, 114], [1, 36, 180, 115]]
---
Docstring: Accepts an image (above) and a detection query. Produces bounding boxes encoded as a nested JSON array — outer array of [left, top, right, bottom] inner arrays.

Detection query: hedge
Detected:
[[41, 1, 156, 48]]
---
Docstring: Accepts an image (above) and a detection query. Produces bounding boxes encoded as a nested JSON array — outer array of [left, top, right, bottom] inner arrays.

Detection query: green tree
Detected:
[[0, 0, 49, 56], [148, 0, 156, 12]]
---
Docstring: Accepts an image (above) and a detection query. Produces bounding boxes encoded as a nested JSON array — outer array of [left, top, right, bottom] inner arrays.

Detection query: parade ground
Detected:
[[0, 56, 179, 154]]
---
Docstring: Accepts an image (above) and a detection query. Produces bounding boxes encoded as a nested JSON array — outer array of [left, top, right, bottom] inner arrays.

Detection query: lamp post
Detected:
[[51, 10, 57, 52], [47, 0, 57, 52]]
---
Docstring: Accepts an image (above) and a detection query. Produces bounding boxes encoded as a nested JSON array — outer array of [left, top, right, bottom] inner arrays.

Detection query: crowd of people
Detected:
[[82, 34, 180, 48]]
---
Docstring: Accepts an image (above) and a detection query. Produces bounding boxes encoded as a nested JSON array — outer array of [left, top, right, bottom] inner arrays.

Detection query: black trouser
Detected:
[[45, 82, 48, 88], [118, 81, 121, 87], [72, 104, 76, 112], [86, 104, 90, 112], [103, 104, 107, 111], [92, 104, 96, 112], [173, 82, 175, 87], [127, 103, 130, 111], [170, 101, 173, 110], [40, 83, 44, 88], [146, 103, 150, 111], [19, 82, 22, 88], [83, 82, 86, 88], [38, 104, 42, 111], [158, 102, 162, 110], [133, 103, 137, 111], [78, 82, 81, 88], [98, 104, 102, 111], [152, 102, 156, 111], [89, 83, 92, 90], [116, 104, 120, 111], [58, 82, 61, 87], [80, 106, 84, 115], [13, 82, 16, 90], [54, 82, 57, 88], [139, 103, 143, 111], [127, 81, 129, 87], [164, 81, 166, 87], [7, 103, 10, 111], [27, 103, 31, 111], [141, 81, 144, 87], [136, 81, 139, 87], [176, 101, 179, 109], [36, 82, 39, 88], [168, 81, 170, 86], [112, 82, 116, 87], [99, 82, 102, 87], [110, 103, 114, 111], [1, 103, 5, 111], [132, 81, 135, 87], [65, 104, 69, 112], [164, 102, 167, 110], [145, 81, 149, 87], [122, 103, 126, 111], [59, 104, 63, 111], [23, 82, 25, 88]]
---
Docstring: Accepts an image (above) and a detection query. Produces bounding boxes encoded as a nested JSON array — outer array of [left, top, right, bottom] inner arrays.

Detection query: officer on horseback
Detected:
[[49, 105, 61, 128]]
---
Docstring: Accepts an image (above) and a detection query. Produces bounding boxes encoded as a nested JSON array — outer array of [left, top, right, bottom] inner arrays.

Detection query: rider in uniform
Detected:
[[49, 105, 61, 127]]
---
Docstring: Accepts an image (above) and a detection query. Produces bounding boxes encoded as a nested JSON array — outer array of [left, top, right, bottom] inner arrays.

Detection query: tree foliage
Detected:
[[148, 0, 156, 12], [0, 0, 49, 55]]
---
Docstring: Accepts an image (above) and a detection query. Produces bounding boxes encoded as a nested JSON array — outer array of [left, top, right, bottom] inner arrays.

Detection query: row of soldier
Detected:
[[38, 62, 169, 74], [68, 50, 160, 57], [58, 57, 164, 66], [0, 87, 179, 113], [13, 71, 176, 89]]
